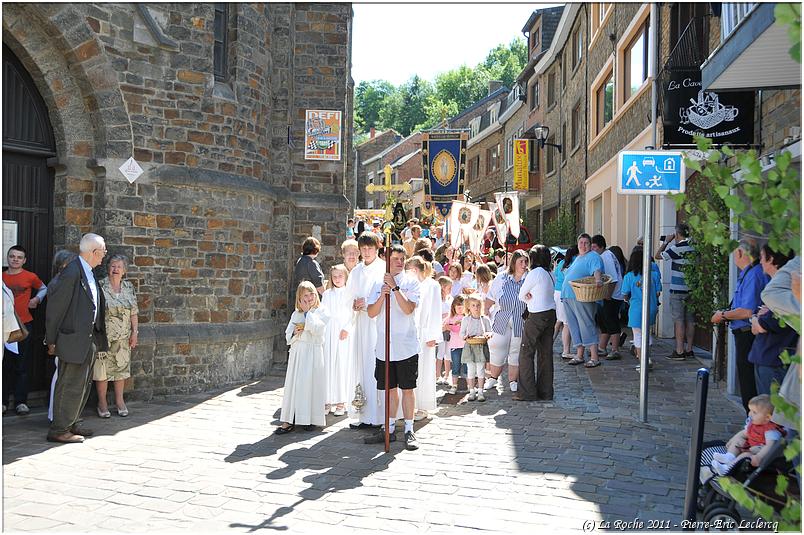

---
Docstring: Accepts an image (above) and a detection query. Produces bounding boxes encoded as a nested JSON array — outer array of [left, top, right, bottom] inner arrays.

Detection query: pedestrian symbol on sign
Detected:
[[617, 150, 685, 195]]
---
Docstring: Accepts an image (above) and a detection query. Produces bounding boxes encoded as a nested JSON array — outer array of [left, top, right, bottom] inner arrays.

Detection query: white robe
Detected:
[[345, 258, 386, 425], [412, 277, 443, 412], [280, 308, 328, 426], [321, 286, 354, 405]]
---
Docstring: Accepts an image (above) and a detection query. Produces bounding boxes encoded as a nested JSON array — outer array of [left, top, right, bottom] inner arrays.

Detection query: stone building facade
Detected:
[[362, 132, 422, 209], [3, 3, 353, 400]]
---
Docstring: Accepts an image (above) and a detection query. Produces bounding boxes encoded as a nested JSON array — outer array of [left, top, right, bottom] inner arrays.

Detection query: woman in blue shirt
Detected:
[[621, 248, 662, 368], [561, 234, 605, 367], [553, 246, 578, 359]]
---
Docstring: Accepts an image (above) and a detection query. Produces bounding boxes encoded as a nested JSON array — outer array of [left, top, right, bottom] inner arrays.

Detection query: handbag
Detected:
[[6, 310, 28, 343], [442, 330, 450, 342]]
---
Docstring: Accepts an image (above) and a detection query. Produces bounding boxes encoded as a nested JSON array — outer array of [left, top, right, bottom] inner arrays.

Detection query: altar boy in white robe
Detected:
[[345, 232, 386, 428], [405, 253, 443, 420]]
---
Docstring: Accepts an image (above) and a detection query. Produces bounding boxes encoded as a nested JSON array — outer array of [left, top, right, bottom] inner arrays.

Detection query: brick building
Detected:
[[351, 128, 401, 210], [2, 3, 353, 400], [362, 131, 422, 209]]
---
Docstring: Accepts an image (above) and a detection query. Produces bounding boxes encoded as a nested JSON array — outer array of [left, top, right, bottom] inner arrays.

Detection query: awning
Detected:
[[701, 3, 801, 91]]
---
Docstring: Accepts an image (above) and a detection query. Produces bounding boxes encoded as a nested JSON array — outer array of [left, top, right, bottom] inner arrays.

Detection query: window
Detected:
[[571, 102, 581, 149], [506, 136, 514, 170], [529, 81, 540, 110], [572, 196, 581, 235], [489, 104, 499, 124], [213, 3, 229, 81], [599, 3, 609, 24], [561, 124, 567, 164], [562, 53, 567, 87], [572, 28, 583, 69], [595, 69, 614, 133], [546, 136, 556, 175], [624, 21, 649, 100], [592, 196, 603, 236], [486, 144, 499, 173], [532, 29, 540, 54], [469, 117, 481, 138], [544, 206, 558, 224], [547, 71, 556, 107], [468, 155, 479, 180], [529, 140, 539, 172], [367, 172, 374, 185]]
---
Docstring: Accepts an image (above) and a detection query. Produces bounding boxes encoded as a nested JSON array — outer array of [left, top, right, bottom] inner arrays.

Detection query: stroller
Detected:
[[697, 435, 800, 530]]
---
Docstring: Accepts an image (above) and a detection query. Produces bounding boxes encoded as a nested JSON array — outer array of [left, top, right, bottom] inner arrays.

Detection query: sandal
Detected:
[[567, 358, 585, 366], [584, 359, 602, 368]]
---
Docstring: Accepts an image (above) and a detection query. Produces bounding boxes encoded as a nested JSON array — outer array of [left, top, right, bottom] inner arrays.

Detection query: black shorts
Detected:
[[596, 298, 623, 335], [375, 354, 418, 390]]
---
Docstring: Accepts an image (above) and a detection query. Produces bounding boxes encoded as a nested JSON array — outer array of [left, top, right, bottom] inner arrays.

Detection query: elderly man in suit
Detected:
[[45, 233, 108, 443]]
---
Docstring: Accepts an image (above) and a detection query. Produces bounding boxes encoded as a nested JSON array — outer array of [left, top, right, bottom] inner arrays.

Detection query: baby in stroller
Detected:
[[711, 394, 785, 475]]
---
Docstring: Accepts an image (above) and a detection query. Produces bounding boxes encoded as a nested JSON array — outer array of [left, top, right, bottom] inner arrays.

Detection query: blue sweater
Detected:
[[747, 310, 799, 367]]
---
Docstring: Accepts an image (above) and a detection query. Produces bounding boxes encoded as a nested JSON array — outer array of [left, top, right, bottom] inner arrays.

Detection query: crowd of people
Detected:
[[282, 216, 799, 452], [3, 234, 138, 443]]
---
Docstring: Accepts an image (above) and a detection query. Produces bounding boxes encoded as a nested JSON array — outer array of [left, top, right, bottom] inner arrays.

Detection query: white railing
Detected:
[[721, 3, 758, 41], [505, 84, 523, 108]]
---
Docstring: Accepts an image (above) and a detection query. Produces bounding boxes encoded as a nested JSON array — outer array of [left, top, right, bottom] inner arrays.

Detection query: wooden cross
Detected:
[[366, 164, 411, 221]]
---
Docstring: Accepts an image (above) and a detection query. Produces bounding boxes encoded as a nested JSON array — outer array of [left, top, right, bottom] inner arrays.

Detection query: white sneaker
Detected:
[[15, 403, 29, 415], [484, 377, 498, 390], [711, 460, 732, 476], [713, 452, 736, 464], [414, 410, 428, 422], [448, 385, 458, 395], [509, 381, 518, 392], [496, 381, 505, 394], [467, 390, 477, 401], [477, 390, 486, 402]]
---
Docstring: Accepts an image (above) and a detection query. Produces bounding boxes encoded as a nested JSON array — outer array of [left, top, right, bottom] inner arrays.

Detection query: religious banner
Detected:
[[392, 202, 407, 242], [421, 198, 435, 218], [468, 209, 492, 255], [513, 139, 529, 191], [495, 192, 520, 239], [488, 202, 507, 246], [422, 131, 468, 217], [448, 200, 479, 249], [662, 69, 754, 147], [304, 110, 342, 160]]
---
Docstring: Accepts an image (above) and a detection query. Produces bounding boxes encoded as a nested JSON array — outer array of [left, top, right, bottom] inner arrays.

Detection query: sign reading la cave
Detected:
[[663, 69, 754, 146]]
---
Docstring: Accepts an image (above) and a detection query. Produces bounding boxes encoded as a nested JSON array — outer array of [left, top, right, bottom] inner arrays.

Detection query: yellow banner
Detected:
[[513, 139, 529, 191]]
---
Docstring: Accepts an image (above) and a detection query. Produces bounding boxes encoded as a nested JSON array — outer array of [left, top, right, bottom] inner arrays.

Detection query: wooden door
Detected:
[[3, 44, 57, 396]]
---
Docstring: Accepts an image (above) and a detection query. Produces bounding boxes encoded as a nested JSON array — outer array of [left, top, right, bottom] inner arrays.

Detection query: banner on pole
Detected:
[[495, 192, 520, 239], [469, 209, 492, 254], [513, 139, 529, 191], [448, 200, 479, 249], [422, 132, 468, 217]]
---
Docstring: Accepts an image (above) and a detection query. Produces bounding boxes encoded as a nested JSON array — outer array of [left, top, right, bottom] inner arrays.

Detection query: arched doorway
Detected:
[[3, 43, 57, 399]]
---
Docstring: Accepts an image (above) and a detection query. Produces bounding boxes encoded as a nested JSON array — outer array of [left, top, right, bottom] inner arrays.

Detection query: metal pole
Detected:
[[682, 368, 710, 527], [639, 1, 660, 424], [384, 229, 391, 453], [639, 197, 653, 423]]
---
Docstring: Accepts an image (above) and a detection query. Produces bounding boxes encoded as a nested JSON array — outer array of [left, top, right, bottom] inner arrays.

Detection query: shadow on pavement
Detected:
[[1, 376, 284, 465], [226, 423, 406, 531]]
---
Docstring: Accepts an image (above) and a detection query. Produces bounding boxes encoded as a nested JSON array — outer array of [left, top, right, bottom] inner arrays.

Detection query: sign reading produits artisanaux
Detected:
[[662, 69, 754, 146], [304, 110, 342, 161], [513, 139, 529, 191]]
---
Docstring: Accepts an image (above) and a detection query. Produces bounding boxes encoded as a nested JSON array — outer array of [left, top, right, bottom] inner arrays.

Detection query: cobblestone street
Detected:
[[3, 340, 744, 533]]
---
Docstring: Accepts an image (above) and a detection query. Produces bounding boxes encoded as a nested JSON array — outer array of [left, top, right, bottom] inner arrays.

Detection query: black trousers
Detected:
[[519, 309, 557, 400], [733, 329, 757, 414], [49, 344, 96, 435]]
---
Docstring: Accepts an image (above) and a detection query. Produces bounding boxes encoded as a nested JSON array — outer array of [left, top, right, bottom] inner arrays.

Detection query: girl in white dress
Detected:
[[405, 255, 443, 420], [276, 282, 329, 434], [321, 265, 354, 416]]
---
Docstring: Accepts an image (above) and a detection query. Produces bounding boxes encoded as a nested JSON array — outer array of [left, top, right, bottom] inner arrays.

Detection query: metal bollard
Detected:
[[682, 368, 709, 528]]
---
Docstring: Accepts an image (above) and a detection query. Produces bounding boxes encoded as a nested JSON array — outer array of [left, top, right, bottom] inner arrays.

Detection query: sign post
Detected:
[[618, 150, 686, 422]]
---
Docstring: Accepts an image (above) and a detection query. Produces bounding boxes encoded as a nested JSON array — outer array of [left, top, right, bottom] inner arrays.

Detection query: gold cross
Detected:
[[366, 164, 411, 223]]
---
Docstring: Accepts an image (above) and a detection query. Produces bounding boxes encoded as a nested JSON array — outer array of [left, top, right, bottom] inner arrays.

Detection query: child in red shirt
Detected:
[[2, 245, 47, 415], [712, 394, 785, 474]]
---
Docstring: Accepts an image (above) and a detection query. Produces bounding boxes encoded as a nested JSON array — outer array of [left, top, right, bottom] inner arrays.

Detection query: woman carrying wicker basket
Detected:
[[561, 234, 606, 368]]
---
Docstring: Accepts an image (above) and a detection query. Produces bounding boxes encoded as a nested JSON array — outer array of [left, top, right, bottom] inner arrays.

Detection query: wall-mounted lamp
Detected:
[[534, 125, 563, 153]]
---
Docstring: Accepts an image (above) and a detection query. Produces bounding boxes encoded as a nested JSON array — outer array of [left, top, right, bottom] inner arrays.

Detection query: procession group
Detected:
[[278, 215, 687, 451]]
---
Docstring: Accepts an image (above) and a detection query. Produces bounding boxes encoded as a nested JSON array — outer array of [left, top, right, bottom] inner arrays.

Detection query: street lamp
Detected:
[[533, 124, 562, 153]]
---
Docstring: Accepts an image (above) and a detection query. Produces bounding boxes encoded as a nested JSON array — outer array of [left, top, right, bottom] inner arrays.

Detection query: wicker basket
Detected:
[[569, 274, 615, 302], [466, 336, 488, 345]]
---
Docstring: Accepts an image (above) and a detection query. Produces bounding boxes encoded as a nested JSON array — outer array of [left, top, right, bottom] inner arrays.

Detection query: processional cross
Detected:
[[364, 164, 410, 453]]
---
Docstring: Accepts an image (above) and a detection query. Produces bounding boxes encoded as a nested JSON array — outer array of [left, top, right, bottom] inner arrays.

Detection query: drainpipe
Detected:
[[583, 3, 589, 229]]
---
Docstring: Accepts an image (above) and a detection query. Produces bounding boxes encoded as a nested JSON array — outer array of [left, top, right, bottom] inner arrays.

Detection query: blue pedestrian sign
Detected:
[[617, 150, 686, 195]]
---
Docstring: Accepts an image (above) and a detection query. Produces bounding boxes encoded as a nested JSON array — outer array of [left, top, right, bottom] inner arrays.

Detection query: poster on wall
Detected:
[[304, 110, 342, 160], [662, 69, 754, 146], [2, 221, 18, 267]]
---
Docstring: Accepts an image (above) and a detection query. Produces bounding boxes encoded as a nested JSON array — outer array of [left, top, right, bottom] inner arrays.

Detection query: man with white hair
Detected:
[[45, 233, 109, 443]]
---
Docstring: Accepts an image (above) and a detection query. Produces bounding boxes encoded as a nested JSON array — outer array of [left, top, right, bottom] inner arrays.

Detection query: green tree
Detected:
[[379, 75, 433, 136], [480, 38, 528, 90], [434, 65, 488, 112], [354, 80, 395, 132]]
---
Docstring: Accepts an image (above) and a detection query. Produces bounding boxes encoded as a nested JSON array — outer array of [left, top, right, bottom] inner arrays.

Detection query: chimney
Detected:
[[370, 127, 376, 139], [488, 80, 503, 96]]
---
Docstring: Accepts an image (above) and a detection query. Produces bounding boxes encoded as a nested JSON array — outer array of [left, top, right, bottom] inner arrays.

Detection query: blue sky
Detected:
[[351, 3, 547, 86]]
